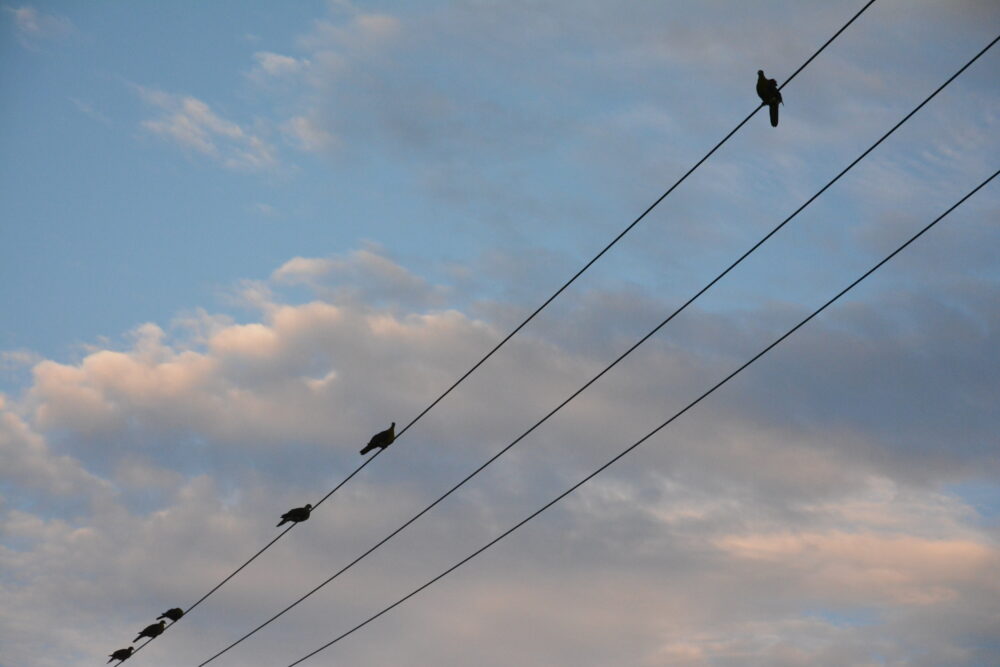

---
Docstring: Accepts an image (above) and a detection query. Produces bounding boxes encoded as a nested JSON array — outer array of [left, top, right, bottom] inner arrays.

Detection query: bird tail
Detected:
[[360, 444, 372, 455], [276, 519, 287, 527], [769, 102, 779, 127], [108, 658, 115, 664], [156, 614, 165, 620], [133, 635, 142, 643]]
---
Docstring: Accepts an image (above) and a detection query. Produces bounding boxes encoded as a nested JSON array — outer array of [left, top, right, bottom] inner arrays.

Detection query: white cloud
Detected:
[[3, 245, 1000, 664], [251, 51, 307, 78], [299, 10, 401, 54], [6, 5, 73, 45], [281, 114, 337, 152], [1, 348, 42, 371], [0, 395, 109, 498], [69, 97, 111, 126], [250, 201, 278, 217], [138, 88, 276, 170]]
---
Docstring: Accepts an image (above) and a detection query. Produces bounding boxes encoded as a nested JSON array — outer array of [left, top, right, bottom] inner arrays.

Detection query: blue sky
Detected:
[[2, 1, 999, 665]]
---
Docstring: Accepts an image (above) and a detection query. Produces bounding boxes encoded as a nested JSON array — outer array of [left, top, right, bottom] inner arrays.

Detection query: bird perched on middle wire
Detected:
[[107, 646, 133, 663], [277, 503, 312, 527], [157, 607, 184, 622], [756, 69, 783, 127], [360, 422, 395, 455], [133, 619, 166, 643]]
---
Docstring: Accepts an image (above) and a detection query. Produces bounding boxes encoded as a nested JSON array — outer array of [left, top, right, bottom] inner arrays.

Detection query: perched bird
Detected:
[[108, 646, 134, 663], [133, 620, 166, 643], [756, 69, 783, 127], [360, 422, 395, 455], [277, 503, 312, 527], [157, 607, 184, 622]]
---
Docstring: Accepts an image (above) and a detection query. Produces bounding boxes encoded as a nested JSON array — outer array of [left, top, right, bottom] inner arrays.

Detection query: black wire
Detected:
[[285, 167, 1000, 666], [136, 1, 881, 660], [390, 0, 877, 445], [193, 6, 957, 665], [127, 452, 383, 659]]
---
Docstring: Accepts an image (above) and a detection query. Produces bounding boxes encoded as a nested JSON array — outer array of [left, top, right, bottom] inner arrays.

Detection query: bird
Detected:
[[133, 619, 166, 643], [108, 646, 134, 663], [277, 503, 312, 527], [157, 607, 184, 622], [756, 69, 783, 127], [360, 422, 395, 455]]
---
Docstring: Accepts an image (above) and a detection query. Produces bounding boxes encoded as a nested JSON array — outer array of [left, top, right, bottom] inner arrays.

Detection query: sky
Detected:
[[1, 1, 999, 665]]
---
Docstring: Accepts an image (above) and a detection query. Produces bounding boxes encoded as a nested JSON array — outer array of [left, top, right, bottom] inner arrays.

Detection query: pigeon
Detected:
[[360, 422, 395, 455], [108, 646, 134, 663], [277, 503, 312, 527], [133, 619, 166, 643], [157, 607, 184, 622], [756, 70, 783, 127]]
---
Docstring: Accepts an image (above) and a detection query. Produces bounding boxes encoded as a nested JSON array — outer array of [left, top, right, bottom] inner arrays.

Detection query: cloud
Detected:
[[271, 246, 448, 307], [281, 114, 336, 152], [2, 244, 999, 664], [138, 88, 276, 170], [0, 395, 109, 499], [1, 348, 42, 371], [249, 201, 278, 217], [5, 0, 1000, 660], [249, 51, 308, 79], [69, 97, 111, 126], [299, 9, 401, 54], [5, 5, 73, 46]]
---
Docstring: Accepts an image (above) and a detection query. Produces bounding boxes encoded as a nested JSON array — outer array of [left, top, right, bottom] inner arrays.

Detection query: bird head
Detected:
[[305, 504, 313, 510], [390, 421, 395, 429], [158, 620, 166, 627], [757, 69, 764, 77]]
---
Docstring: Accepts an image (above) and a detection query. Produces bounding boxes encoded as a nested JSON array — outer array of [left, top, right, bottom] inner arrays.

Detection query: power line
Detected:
[[387, 0, 878, 447], [196, 12, 1000, 667], [284, 167, 999, 666], [125, 454, 382, 660], [133, 1, 878, 659]]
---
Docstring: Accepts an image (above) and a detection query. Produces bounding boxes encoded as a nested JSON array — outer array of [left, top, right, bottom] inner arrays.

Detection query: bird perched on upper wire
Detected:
[[107, 646, 134, 663], [133, 619, 166, 643], [360, 422, 395, 455], [756, 69, 783, 127], [277, 503, 312, 527], [157, 607, 184, 622]]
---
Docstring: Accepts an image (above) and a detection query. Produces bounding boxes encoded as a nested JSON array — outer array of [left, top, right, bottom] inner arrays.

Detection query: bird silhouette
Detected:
[[756, 70, 783, 127], [277, 503, 312, 527], [157, 607, 184, 622], [108, 646, 134, 663], [133, 620, 166, 643], [360, 422, 395, 455]]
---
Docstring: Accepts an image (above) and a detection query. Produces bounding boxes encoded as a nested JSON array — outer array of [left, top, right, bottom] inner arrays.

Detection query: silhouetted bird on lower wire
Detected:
[[133, 620, 166, 643], [108, 646, 134, 663], [756, 69, 783, 127], [157, 607, 184, 622], [360, 422, 395, 455], [277, 503, 312, 527]]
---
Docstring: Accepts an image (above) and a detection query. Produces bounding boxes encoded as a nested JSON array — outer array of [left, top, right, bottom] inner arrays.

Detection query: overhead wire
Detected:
[[131, 0, 879, 659], [283, 166, 1000, 666], [193, 11, 1000, 667]]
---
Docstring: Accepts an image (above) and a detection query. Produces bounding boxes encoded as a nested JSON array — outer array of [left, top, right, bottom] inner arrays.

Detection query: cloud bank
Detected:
[[2, 244, 998, 666]]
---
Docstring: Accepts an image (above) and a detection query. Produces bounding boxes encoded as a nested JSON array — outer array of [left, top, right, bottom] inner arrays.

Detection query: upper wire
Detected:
[[203, 6, 994, 667], [127, 0, 879, 660]]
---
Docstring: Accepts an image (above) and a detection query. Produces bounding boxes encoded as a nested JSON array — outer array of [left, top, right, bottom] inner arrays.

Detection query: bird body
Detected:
[[756, 69, 783, 127], [133, 620, 166, 643], [108, 646, 134, 663], [360, 422, 395, 455], [157, 607, 184, 622], [277, 503, 312, 527]]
